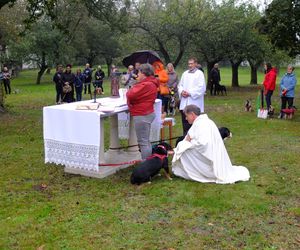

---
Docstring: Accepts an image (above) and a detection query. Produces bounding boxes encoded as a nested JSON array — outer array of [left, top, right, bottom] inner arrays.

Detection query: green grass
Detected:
[[0, 68, 299, 249]]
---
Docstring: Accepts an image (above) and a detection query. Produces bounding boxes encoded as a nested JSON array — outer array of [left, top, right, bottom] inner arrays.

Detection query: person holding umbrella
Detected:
[[126, 63, 159, 160]]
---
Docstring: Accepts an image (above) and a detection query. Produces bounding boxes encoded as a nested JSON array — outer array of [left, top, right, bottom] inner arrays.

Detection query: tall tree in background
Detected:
[[130, 0, 206, 67], [258, 0, 300, 57]]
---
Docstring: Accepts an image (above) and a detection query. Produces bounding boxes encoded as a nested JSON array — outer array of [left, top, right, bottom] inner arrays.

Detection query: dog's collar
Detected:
[[147, 153, 167, 162]]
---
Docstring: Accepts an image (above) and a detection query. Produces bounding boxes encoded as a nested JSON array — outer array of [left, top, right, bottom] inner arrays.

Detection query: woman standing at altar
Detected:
[[126, 63, 159, 160]]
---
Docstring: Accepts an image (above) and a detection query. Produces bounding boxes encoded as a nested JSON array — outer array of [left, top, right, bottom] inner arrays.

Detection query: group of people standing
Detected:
[[126, 57, 206, 160], [53, 63, 105, 104], [126, 58, 251, 184], [262, 63, 297, 118]]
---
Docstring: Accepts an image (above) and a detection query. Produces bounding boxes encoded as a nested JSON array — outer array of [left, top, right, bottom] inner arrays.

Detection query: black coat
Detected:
[[210, 68, 221, 84]]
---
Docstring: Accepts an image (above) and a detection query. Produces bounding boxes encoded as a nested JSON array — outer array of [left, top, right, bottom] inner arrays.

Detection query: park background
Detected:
[[0, 0, 300, 249]]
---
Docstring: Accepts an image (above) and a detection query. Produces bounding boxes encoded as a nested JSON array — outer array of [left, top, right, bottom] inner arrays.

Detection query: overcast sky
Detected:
[[216, 0, 273, 11]]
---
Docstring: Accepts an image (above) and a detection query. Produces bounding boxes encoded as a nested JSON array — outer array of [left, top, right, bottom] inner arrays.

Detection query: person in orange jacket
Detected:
[[153, 61, 169, 113], [262, 62, 277, 112]]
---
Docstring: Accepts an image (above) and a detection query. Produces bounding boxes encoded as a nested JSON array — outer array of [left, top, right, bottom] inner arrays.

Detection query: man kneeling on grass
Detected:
[[172, 104, 250, 184]]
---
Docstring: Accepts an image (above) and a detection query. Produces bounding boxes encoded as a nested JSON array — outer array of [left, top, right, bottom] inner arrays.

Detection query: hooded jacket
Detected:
[[263, 67, 277, 92], [126, 75, 159, 116], [280, 72, 297, 98], [153, 61, 169, 95]]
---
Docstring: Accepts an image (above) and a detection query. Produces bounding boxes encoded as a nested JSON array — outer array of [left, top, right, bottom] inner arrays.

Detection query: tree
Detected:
[[72, 18, 123, 75], [258, 0, 300, 57], [129, 0, 206, 67], [10, 20, 73, 84]]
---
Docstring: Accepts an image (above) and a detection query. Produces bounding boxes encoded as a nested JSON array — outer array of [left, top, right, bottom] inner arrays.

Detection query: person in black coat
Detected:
[[53, 65, 64, 104], [83, 63, 93, 95], [209, 63, 221, 96], [62, 64, 75, 103], [94, 65, 105, 93]]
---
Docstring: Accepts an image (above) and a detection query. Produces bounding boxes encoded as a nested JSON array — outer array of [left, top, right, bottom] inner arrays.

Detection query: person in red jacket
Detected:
[[262, 62, 277, 112], [126, 63, 159, 159]]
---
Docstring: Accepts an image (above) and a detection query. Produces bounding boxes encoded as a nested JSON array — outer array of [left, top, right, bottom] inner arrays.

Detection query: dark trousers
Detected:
[[281, 97, 294, 110], [84, 83, 91, 94], [210, 82, 217, 96], [75, 86, 83, 101], [180, 110, 192, 136], [265, 90, 273, 110], [3, 79, 11, 94], [55, 84, 63, 103], [94, 81, 104, 92], [158, 94, 169, 113]]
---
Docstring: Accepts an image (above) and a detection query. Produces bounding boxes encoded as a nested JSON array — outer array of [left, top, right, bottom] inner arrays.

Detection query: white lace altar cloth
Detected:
[[43, 96, 161, 172]]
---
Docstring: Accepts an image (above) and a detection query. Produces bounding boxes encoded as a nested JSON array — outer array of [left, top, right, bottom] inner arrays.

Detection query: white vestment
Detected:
[[172, 114, 250, 184], [178, 69, 206, 112]]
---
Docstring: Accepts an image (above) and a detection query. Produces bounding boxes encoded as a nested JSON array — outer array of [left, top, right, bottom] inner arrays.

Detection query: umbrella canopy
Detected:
[[122, 50, 162, 67]]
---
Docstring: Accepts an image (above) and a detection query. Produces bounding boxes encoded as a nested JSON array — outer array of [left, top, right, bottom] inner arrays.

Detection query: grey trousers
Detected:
[[133, 112, 155, 160]]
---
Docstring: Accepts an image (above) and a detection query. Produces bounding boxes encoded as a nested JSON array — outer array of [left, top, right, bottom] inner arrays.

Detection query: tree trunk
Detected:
[[0, 83, 5, 112], [105, 57, 112, 77], [36, 52, 47, 84], [250, 63, 258, 84], [36, 67, 47, 85], [206, 61, 217, 89], [230, 60, 241, 87]]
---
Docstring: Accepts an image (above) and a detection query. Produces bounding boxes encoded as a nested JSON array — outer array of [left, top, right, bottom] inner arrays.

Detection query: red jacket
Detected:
[[126, 76, 159, 116], [263, 68, 277, 92]]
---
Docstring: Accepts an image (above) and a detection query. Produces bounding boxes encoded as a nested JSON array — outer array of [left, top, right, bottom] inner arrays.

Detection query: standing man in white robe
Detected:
[[172, 105, 250, 184], [178, 57, 206, 136]]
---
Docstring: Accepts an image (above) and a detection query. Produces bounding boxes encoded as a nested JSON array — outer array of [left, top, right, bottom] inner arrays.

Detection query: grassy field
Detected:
[[0, 68, 299, 250]]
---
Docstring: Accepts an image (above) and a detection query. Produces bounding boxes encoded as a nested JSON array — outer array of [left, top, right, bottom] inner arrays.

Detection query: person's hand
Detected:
[[282, 89, 287, 96], [181, 90, 190, 98], [185, 134, 191, 142]]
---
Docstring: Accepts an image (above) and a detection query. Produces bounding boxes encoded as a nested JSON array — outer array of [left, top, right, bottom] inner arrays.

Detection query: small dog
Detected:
[[268, 105, 275, 117], [245, 100, 252, 112], [215, 83, 227, 95], [130, 142, 173, 185], [175, 127, 232, 146], [281, 106, 297, 119]]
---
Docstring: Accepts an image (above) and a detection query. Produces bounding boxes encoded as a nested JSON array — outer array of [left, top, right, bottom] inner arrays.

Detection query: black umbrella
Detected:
[[122, 50, 162, 67]]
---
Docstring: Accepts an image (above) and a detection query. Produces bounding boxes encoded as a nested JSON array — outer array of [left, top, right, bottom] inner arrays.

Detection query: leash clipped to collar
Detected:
[[146, 153, 167, 162]]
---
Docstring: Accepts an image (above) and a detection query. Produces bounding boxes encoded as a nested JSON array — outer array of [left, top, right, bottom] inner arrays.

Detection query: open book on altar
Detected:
[[76, 103, 100, 110]]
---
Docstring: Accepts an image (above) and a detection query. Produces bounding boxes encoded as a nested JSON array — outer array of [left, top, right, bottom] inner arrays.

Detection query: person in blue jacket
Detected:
[[74, 68, 85, 101], [279, 65, 297, 118]]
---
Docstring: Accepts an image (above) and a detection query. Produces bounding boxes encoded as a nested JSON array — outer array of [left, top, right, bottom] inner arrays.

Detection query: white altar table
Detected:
[[43, 95, 162, 178]]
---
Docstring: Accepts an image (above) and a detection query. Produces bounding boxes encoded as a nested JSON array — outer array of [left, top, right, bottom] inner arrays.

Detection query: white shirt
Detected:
[[178, 68, 206, 112]]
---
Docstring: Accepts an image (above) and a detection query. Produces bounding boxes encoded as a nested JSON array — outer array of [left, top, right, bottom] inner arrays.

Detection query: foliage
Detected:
[[258, 0, 300, 57], [130, 0, 207, 66]]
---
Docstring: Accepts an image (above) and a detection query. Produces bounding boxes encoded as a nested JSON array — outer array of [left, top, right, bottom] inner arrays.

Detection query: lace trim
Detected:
[[44, 139, 99, 172]]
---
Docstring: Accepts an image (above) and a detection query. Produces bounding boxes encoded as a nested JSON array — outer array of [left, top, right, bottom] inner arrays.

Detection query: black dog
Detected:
[[130, 142, 173, 185], [175, 127, 232, 146], [218, 127, 232, 140], [215, 83, 227, 95]]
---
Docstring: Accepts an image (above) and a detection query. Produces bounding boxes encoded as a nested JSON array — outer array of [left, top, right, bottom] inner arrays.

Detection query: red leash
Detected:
[[98, 159, 141, 167]]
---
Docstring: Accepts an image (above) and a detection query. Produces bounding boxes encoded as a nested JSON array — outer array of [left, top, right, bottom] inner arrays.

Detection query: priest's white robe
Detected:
[[172, 114, 250, 184]]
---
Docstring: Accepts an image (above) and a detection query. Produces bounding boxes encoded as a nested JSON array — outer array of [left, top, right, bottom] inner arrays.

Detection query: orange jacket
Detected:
[[153, 61, 169, 85]]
